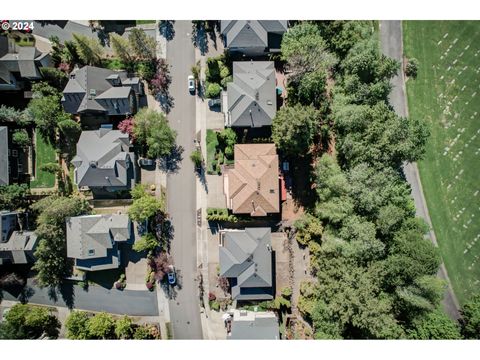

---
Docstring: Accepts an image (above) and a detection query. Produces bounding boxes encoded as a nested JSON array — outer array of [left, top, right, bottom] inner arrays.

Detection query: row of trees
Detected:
[[65, 311, 159, 339], [277, 21, 470, 339], [0, 304, 60, 339]]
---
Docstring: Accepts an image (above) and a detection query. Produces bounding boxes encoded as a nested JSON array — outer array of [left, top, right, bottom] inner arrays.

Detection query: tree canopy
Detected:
[[0, 304, 60, 339], [72, 33, 104, 66], [460, 294, 480, 339]]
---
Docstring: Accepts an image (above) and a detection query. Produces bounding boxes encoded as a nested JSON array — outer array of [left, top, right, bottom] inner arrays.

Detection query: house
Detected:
[[71, 128, 135, 194], [0, 211, 38, 265], [226, 61, 276, 128], [66, 214, 131, 271], [62, 65, 143, 119], [0, 45, 51, 91], [220, 20, 288, 57], [224, 144, 280, 216], [229, 310, 280, 340], [219, 227, 273, 301], [0, 127, 8, 186]]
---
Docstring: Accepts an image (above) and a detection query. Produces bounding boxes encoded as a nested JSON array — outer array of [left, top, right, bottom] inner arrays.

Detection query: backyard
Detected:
[[404, 20, 480, 304], [30, 131, 56, 189]]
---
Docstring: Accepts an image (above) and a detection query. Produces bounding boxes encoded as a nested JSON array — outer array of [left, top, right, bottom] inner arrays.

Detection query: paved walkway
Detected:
[[379, 20, 461, 320]]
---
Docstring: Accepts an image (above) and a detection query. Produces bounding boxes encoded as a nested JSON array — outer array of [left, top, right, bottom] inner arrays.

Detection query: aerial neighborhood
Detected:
[[0, 18, 479, 342]]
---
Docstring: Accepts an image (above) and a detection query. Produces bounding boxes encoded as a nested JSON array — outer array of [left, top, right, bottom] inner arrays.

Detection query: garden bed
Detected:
[[206, 129, 236, 175]]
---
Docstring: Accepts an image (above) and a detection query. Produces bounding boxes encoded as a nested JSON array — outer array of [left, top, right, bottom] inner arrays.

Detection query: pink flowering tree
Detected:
[[118, 117, 135, 142]]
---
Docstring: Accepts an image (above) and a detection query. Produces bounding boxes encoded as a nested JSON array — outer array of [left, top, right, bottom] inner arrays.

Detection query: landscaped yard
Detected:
[[30, 131, 56, 188], [404, 21, 480, 304], [206, 129, 235, 175], [136, 20, 156, 25]]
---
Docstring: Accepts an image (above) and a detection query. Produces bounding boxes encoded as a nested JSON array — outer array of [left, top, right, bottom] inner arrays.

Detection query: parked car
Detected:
[[138, 158, 155, 167], [208, 98, 221, 108], [188, 75, 195, 93], [167, 265, 176, 285]]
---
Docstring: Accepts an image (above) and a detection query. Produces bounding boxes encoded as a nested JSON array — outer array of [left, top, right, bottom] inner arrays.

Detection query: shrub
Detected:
[[221, 75, 233, 88], [281, 287, 293, 299], [406, 58, 419, 78], [133, 233, 159, 253], [190, 149, 203, 168], [12, 129, 30, 148], [209, 300, 220, 311], [208, 292, 217, 301], [205, 82, 222, 98]]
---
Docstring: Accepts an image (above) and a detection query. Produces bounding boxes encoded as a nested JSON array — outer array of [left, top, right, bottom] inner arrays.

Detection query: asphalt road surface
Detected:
[[165, 21, 203, 339], [1, 280, 158, 316], [379, 20, 461, 320]]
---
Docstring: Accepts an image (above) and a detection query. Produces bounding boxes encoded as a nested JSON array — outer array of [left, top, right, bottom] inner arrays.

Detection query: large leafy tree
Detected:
[[460, 294, 480, 339], [115, 316, 135, 339], [272, 105, 318, 156], [65, 311, 90, 339], [407, 310, 462, 340], [128, 194, 164, 223], [72, 33, 104, 66], [0, 184, 30, 210], [0, 304, 60, 339], [86, 312, 115, 339]]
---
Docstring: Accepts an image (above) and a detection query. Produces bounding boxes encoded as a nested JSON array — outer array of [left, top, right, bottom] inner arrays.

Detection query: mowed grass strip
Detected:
[[30, 131, 56, 188], [404, 20, 480, 304]]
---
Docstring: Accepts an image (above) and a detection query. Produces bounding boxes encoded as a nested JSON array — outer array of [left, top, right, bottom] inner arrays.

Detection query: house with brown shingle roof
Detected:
[[224, 144, 280, 216]]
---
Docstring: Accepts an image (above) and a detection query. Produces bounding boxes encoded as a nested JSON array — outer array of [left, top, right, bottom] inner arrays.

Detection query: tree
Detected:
[[407, 310, 461, 340], [132, 108, 176, 158], [0, 184, 30, 210], [149, 59, 171, 96], [128, 28, 156, 60], [395, 276, 446, 314], [191, 61, 200, 82], [40, 67, 68, 89], [205, 82, 222, 98], [129, 194, 164, 223], [294, 213, 323, 246], [460, 294, 480, 339], [65, 311, 90, 339], [272, 105, 318, 156], [133, 233, 159, 253], [131, 183, 148, 200], [217, 128, 236, 159], [190, 149, 202, 168], [118, 117, 135, 141], [133, 325, 155, 339], [0, 105, 32, 126], [115, 316, 134, 339], [149, 251, 172, 282], [58, 119, 81, 138], [72, 33, 104, 66], [12, 129, 30, 148], [109, 33, 133, 65], [86, 312, 115, 339], [0, 304, 60, 339]]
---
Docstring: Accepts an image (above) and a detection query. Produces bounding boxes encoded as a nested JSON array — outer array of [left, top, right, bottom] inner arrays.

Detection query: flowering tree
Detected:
[[118, 117, 135, 141], [149, 59, 171, 97]]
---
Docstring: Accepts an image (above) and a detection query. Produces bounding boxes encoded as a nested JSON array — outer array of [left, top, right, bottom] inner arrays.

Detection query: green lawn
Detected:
[[30, 132, 56, 188], [206, 129, 219, 174], [136, 20, 156, 25], [404, 21, 480, 304]]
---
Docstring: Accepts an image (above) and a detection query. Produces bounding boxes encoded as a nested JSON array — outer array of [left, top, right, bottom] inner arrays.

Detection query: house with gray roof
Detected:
[[62, 65, 143, 118], [229, 310, 280, 340], [0, 127, 8, 186], [0, 211, 38, 265], [221, 20, 288, 57], [0, 45, 51, 91], [226, 61, 277, 128], [219, 227, 274, 301], [71, 128, 135, 194], [66, 214, 131, 271]]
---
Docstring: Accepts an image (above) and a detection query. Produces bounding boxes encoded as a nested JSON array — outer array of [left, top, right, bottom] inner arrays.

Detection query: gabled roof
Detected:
[[0, 211, 38, 265], [219, 228, 273, 301], [0, 46, 48, 83], [229, 310, 279, 340], [72, 129, 133, 189], [0, 127, 8, 186], [221, 20, 287, 50], [62, 65, 135, 114], [226, 144, 279, 216], [227, 61, 276, 127], [66, 214, 131, 271]]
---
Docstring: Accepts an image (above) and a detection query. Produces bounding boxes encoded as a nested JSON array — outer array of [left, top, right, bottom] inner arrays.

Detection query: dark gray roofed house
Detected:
[[226, 61, 276, 128], [0, 211, 38, 265], [66, 214, 131, 271], [219, 228, 273, 301], [0, 127, 8, 186], [62, 65, 142, 117], [0, 45, 51, 91], [221, 20, 288, 57], [229, 310, 280, 340], [71, 128, 135, 193]]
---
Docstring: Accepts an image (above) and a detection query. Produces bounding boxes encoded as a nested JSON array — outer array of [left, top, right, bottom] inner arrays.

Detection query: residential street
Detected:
[[165, 21, 203, 339], [379, 20, 461, 320], [1, 280, 159, 316]]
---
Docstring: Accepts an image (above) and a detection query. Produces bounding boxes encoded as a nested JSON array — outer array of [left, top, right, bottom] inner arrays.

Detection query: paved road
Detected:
[[166, 21, 203, 339], [1, 280, 158, 316], [379, 20, 461, 320]]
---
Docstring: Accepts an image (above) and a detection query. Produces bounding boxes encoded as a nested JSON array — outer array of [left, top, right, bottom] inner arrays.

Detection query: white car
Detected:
[[188, 75, 195, 93]]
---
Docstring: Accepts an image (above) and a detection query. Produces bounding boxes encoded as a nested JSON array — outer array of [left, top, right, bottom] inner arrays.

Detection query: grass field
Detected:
[[30, 132, 56, 189], [404, 21, 480, 304]]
